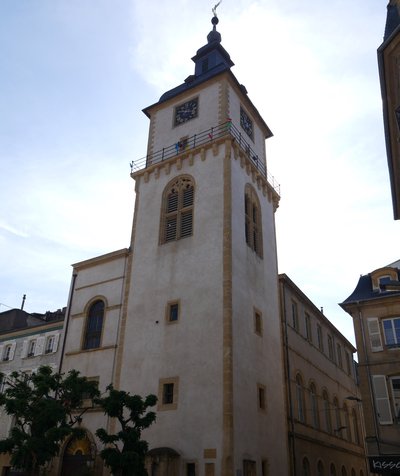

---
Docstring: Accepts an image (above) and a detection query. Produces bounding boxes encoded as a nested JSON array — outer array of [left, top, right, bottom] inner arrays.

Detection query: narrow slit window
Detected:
[[244, 185, 263, 258]]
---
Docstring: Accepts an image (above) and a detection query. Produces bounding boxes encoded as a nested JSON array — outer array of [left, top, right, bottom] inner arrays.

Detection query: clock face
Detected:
[[174, 98, 198, 126], [240, 107, 253, 139]]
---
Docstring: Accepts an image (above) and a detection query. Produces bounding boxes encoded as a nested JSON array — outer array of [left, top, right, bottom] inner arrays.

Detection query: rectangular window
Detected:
[[186, 463, 196, 476], [337, 344, 343, 369], [305, 313, 312, 342], [205, 463, 215, 476], [166, 301, 180, 323], [390, 377, 400, 420], [345, 351, 351, 375], [27, 340, 36, 358], [257, 383, 266, 411], [261, 460, 269, 476], [327, 335, 334, 361], [291, 301, 299, 331], [254, 309, 263, 336], [45, 336, 55, 354], [243, 460, 256, 476], [383, 317, 400, 348], [158, 377, 179, 411], [317, 324, 324, 351]]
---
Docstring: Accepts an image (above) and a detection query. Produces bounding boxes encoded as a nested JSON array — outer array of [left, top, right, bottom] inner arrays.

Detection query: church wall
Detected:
[[229, 149, 288, 473], [122, 148, 226, 468]]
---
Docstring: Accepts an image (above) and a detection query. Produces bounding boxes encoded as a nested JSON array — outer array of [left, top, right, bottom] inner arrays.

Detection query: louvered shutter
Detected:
[[0, 345, 4, 361], [372, 375, 393, 424], [53, 333, 60, 353], [21, 340, 28, 358], [35, 337, 45, 356], [367, 318, 383, 352]]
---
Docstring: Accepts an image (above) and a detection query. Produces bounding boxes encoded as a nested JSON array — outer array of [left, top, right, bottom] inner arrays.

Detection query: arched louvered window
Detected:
[[296, 374, 306, 423], [161, 176, 194, 244], [83, 300, 105, 350], [323, 390, 332, 434], [244, 184, 263, 258], [310, 383, 319, 429], [302, 458, 311, 476]]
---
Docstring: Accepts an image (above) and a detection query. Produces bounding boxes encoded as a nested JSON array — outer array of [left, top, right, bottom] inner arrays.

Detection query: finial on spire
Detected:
[[212, 1, 222, 18]]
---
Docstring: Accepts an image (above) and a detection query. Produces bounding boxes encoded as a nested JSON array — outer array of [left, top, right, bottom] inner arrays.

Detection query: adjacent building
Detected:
[[0, 308, 65, 474], [280, 274, 368, 476], [378, 0, 400, 220], [341, 260, 400, 474]]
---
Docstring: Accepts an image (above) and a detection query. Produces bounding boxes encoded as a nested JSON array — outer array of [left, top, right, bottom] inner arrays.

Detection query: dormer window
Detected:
[[371, 268, 399, 291]]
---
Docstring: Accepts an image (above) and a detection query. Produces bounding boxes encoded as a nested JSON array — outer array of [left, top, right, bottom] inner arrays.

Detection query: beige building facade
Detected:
[[279, 275, 368, 476], [341, 261, 400, 475]]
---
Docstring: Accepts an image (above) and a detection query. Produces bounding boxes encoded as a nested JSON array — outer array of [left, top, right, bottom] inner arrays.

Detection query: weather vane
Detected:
[[212, 1, 222, 17]]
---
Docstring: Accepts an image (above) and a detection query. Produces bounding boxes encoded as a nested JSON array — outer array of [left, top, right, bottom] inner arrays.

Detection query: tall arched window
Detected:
[[83, 300, 105, 350], [244, 184, 263, 258], [302, 457, 311, 476], [330, 464, 336, 476], [317, 461, 325, 476], [296, 374, 306, 423], [352, 408, 360, 444], [343, 404, 351, 441], [333, 397, 341, 435], [323, 391, 332, 434], [341, 467, 347, 476], [160, 176, 194, 244], [310, 383, 319, 429]]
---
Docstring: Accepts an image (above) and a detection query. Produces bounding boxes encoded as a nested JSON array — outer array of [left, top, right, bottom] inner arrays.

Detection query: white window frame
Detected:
[[389, 376, 400, 421], [382, 317, 400, 348], [0, 341, 16, 362]]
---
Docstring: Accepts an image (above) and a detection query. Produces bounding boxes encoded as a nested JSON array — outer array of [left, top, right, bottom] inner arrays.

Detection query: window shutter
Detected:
[[180, 210, 193, 237], [9, 342, 16, 361], [53, 333, 60, 353], [372, 375, 393, 424], [21, 340, 28, 358], [165, 216, 177, 242], [367, 318, 383, 352], [0, 345, 4, 360], [35, 337, 45, 356]]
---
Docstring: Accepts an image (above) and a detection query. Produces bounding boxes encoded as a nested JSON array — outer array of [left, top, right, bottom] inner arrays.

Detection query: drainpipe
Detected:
[[58, 272, 77, 373]]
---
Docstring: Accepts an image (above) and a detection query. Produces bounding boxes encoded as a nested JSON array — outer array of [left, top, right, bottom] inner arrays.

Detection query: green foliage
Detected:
[[0, 366, 100, 476], [95, 385, 157, 476]]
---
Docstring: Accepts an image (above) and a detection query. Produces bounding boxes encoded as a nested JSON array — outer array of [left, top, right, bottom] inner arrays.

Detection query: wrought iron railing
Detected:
[[130, 121, 280, 194]]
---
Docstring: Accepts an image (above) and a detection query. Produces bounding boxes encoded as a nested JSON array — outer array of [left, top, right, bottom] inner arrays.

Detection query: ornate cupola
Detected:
[[158, 15, 234, 104]]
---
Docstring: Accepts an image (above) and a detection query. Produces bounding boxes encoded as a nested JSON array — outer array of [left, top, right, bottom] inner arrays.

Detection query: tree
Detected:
[[0, 366, 100, 476], [95, 385, 157, 476]]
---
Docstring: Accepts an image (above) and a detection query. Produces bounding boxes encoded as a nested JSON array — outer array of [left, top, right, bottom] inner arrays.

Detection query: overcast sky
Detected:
[[1, 0, 399, 345]]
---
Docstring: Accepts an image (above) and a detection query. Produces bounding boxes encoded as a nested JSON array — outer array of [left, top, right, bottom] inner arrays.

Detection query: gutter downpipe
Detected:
[[282, 278, 297, 476], [58, 272, 77, 374]]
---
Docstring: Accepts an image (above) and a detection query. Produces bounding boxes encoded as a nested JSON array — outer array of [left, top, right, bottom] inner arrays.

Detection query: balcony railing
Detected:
[[130, 121, 280, 194]]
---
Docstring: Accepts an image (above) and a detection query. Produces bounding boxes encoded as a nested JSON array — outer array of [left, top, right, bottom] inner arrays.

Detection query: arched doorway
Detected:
[[61, 433, 95, 476], [145, 447, 180, 476]]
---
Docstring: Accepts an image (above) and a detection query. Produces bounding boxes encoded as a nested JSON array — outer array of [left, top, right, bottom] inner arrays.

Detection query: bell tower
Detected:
[[116, 14, 289, 476]]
